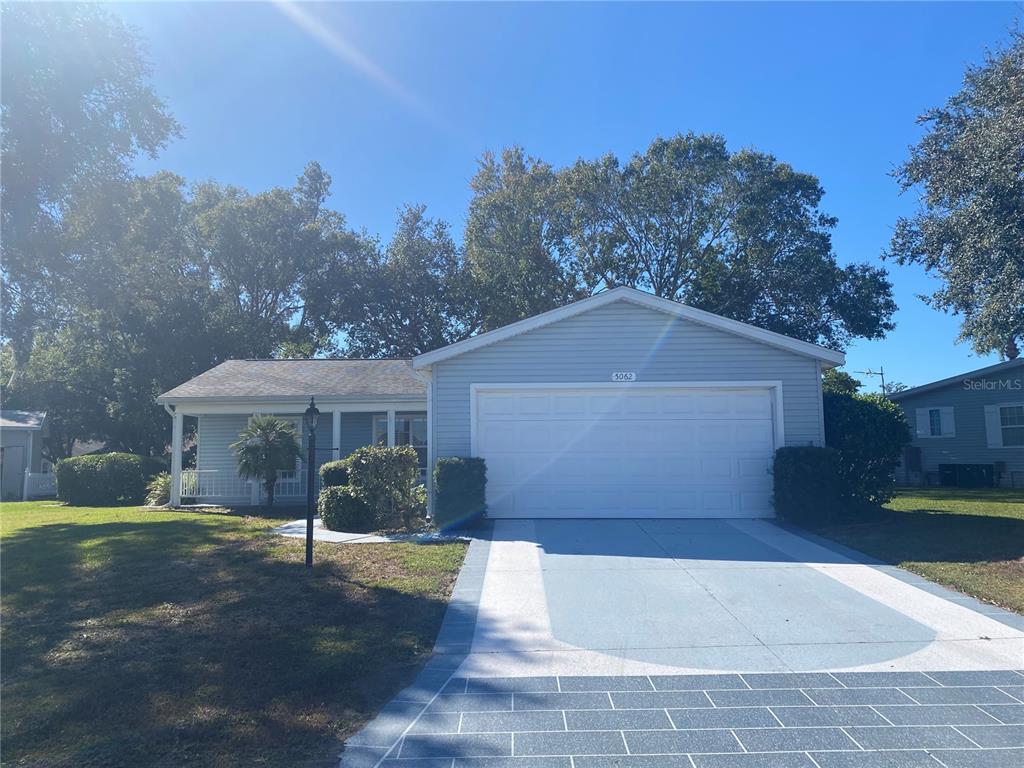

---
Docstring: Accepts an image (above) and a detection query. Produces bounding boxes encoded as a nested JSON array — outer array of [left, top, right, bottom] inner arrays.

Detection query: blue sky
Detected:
[[114, 1, 1020, 390]]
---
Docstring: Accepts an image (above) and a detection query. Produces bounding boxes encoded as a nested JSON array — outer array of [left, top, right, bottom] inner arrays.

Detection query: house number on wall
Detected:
[[611, 371, 637, 382]]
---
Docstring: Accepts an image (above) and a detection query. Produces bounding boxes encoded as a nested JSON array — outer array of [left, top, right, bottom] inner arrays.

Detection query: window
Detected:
[[1000, 405, 1024, 447], [372, 414, 388, 445], [917, 406, 953, 438], [397, 413, 428, 477]]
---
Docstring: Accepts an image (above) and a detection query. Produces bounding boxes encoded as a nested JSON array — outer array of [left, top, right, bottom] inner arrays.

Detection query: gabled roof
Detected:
[[888, 358, 1024, 400], [0, 410, 46, 430], [413, 286, 846, 368], [158, 359, 426, 402]]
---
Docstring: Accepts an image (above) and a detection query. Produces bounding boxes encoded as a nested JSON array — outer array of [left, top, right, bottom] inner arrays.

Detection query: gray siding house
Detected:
[[890, 359, 1024, 488], [158, 287, 845, 517], [0, 410, 54, 500]]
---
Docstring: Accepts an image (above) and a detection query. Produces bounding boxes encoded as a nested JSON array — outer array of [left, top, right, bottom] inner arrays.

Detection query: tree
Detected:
[[0, 166, 371, 458], [822, 368, 862, 395], [344, 206, 473, 356], [889, 30, 1024, 357], [230, 416, 302, 507], [559, 134, 897, 348], [881, 381, 909, 396], [1, 3, 180, 374], [464, 147, 583, 331], [192, 162, 369, 358]]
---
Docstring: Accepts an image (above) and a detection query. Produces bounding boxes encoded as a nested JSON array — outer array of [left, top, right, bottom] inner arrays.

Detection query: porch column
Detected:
[[386, 409, 396, 447], [332, 409, 341, 458], [169, 409, 183, 506]]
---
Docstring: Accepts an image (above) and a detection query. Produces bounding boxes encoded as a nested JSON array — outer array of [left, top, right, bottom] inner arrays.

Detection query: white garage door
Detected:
[[474, 386, 777, 519]]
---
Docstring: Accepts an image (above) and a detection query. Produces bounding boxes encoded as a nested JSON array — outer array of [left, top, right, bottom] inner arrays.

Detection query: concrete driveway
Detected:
[[456, 518, 1024, 676], [341, 519, 1024, 768]]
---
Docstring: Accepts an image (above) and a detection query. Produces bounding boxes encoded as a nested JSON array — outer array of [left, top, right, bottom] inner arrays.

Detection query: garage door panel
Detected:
[[475, 387, 776, 519]]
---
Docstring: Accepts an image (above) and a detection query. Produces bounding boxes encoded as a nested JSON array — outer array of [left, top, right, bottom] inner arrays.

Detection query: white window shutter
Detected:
[[940, 406, 955, 437], [915, 408, 929, 438], [984, 405, 1003, 448]]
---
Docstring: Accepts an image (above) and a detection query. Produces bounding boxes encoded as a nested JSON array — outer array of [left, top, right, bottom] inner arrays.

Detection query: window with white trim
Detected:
[[1000, 405, 1024, 447], [372, 414, 388, 446], [397, 412, 428, 477], [916, 406, 954, 438]]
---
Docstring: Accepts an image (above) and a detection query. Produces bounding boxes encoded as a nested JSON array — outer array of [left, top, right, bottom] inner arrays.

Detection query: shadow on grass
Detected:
[[1, 516, 461, 768], [813, 507, 1024, 566]]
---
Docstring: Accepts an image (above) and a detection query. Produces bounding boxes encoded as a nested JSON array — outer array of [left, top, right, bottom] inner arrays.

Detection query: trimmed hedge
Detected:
[[823, 392, 910, 506], [319, 460, 349, 488], [772, 446, 842, 525], [433, 457, 486, 530], [345, 445, 424, 529], [319, 486, 374, 533], [55, 452, 165, 506]]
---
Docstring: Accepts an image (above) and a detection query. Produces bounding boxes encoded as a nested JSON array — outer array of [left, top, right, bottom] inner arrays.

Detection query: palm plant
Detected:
[[230, 416, 303, 507]]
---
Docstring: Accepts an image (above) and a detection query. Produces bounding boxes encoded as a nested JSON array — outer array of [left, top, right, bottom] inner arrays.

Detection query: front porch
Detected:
[[167, 402, 429, 506]]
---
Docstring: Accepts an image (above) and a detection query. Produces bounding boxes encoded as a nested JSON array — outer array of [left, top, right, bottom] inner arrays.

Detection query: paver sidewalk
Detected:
[[348, 670, 1024, 768]]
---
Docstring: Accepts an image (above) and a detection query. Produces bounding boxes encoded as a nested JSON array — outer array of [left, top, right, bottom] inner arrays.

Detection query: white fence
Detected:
[[24, 471, 57, 499], [179, 470, 307, 500], [180, 470, 252, 499]]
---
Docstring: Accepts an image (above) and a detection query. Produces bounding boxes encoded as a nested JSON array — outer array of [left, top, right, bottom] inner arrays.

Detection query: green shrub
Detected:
[[145, 472, 171, 506], [319, 460, 349, 488], [824, 392, 911, 506], [319, 486, 374, 533], [773, 447, 843, 525], [344, 445, 425, 530], [433, 457, 487, 529], [55, 452, 161, 506]]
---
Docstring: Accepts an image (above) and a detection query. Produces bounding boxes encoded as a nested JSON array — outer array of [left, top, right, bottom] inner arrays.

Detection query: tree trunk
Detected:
[[266, 477, 276, 508]]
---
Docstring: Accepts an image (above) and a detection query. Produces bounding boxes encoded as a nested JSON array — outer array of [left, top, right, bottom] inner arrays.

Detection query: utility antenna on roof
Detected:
[[856, 366, 886, 393]]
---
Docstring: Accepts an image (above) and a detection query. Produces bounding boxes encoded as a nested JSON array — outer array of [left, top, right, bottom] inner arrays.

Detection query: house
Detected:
[[0, 410, 55, 500], [157, 286, 845, 517], [889, 358, 1024, 488]]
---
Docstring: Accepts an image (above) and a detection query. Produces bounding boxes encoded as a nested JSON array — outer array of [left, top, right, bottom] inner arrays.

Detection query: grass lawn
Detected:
[[0, 501, 467, 768], [812, 488, 1024, 614]]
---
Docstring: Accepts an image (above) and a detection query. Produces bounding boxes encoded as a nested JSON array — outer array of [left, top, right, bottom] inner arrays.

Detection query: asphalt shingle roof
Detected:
[[0, 410, 46, 429], [158, 359, 426, 401]]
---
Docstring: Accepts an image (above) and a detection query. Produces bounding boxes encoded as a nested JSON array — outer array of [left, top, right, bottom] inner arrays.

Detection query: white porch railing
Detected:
[[272, 475, 308, 497], [24, 471, 57, 499], [180, 469, 252, 499]]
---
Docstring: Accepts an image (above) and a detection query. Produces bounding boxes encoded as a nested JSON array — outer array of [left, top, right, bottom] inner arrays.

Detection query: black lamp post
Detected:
[[303, 396, 320, 569]]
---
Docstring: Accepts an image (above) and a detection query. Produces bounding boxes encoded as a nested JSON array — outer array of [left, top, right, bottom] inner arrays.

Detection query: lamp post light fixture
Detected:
[[303, 396, 320, 570]]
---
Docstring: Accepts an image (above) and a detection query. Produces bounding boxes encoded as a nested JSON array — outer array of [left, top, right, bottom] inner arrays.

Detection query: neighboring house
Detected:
[[0, 410, 55, 501], [889, 359, 1024, 488], [158, 286, 845, 518]]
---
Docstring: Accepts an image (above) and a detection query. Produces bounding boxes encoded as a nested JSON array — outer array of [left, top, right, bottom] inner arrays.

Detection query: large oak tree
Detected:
[[557, 134, 896, 348], [1, 3, 179, 374]]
